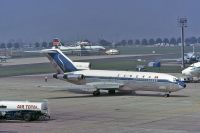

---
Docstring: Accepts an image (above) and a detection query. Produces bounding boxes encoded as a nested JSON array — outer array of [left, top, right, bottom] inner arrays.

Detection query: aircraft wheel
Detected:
[[93, 90, 100, 96], [108, 90, 115, 95], [165, 93, 170, 97]]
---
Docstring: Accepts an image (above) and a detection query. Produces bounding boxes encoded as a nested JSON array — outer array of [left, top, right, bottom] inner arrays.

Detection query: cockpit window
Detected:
[[173, 78, 178, 82]]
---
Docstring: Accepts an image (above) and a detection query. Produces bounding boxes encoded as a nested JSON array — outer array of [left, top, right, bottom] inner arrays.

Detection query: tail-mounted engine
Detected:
[[53, 73, 85, 84], [63, 74, 85, 81]]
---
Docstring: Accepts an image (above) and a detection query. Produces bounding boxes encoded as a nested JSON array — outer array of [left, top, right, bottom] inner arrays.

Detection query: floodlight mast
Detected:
[[178, 17, 187, 68]]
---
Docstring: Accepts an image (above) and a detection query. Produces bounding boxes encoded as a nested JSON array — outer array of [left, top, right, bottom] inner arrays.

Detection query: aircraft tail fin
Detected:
[[42, 49, 78, 73]]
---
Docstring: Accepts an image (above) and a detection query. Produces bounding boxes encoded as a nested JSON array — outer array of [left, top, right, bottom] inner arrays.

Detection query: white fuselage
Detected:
[[54, 45, 105, 54], [42, 48, 185, 95], [105, 49, 119, 55], [62, 70, 185, 93], [182, 62, 200, 77]]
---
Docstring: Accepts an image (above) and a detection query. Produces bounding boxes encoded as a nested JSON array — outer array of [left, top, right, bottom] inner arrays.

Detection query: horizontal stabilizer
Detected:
[[25, 49, 57, 54]]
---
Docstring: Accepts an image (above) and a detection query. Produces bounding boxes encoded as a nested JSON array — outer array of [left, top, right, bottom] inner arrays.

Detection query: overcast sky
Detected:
[[0, 0, 199, 42]]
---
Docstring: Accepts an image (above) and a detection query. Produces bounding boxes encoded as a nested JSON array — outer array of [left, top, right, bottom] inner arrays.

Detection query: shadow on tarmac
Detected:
[[47, 92, 188, 99], [0, 131, 18, 133]]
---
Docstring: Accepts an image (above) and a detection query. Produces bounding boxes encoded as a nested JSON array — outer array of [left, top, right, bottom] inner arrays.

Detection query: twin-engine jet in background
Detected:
[[41, 48, 186, 97], [52, 38, 106, 56]]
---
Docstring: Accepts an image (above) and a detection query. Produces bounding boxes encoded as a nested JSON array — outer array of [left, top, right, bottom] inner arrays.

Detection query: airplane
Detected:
[[182, 62, 200, 78], [184, 52, 199, 64], [41, 48, 186, 97], [52, 38, 106, 56], [0, 56, 10, 62], [105, 49, 120, 55]]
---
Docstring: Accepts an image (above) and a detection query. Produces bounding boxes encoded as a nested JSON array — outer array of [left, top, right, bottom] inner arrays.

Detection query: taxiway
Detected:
[[0, 74, 200, 133]]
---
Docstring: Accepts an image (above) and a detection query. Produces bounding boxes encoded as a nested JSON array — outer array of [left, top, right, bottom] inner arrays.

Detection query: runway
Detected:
[[0, 74, 200, 133]]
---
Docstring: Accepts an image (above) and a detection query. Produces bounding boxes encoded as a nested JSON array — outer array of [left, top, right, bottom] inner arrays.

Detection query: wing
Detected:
[[86, 82, 124, 90]]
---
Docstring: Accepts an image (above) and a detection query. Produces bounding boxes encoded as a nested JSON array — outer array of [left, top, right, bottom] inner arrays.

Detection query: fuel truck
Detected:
[[0, 100, 50, 121]]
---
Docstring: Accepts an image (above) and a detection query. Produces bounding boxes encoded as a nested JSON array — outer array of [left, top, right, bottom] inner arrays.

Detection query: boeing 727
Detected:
[[42, 49, 186, 97]]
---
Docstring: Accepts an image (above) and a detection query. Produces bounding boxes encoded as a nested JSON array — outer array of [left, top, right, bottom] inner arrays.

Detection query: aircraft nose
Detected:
[[178, 81, 186, 89]]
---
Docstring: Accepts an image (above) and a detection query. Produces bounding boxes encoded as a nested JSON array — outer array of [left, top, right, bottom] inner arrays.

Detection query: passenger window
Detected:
[[173, 78, 176, 82]]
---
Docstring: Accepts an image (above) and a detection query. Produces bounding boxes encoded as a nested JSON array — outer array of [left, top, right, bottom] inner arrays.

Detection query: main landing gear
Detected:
[[92, 90, 116, 96], [164, 92, 171, 97], [108, 90, 115, 95], [93, 89, 100, 96]]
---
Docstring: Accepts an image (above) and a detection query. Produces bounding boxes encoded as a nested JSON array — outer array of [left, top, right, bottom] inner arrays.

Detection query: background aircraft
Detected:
[[41, 48, 186, 97], [0, 56, 10, 62], [105, 49, 120, 55], [182, 62, 200, 79], [52, 38, 106, 56], [184, 52, 200, 64]]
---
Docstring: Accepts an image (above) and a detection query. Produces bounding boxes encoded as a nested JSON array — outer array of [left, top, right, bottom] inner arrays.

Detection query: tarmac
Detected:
[[0, 74, 200, 133]]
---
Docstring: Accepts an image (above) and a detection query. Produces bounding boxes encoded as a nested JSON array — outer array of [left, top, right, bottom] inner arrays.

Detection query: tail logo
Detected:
[[47, 50, 77, 72], [58, 54, 65, 71]]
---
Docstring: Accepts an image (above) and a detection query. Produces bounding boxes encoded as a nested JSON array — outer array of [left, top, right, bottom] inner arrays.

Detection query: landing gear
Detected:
[[165, 94, 170, 97], [108, 90, 115, 95], [93, 89, 100, 96], [131, 91, 136, 95], [164, 92, 171, 97]]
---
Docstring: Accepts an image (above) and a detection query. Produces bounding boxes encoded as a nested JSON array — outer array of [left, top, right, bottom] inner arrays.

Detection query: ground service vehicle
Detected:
[[0, 100, 50, 121]]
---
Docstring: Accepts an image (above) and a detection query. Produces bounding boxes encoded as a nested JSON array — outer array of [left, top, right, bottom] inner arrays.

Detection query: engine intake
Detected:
[[53, 74, 85, 84], [53, 74, 65, 79], [63, 74, 85, 81], [53, 74, 58, 79]]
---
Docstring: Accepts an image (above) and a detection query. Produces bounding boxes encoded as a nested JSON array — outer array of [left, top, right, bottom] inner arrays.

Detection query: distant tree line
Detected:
[[1, 36, 200, 49], [0, 41, 52, 49], [98, 36, 200, 47], [0, 40, 69, 49]]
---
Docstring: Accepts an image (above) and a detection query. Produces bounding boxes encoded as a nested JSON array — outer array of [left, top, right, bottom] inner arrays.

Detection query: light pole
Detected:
[[178, 17, 187, 68]]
